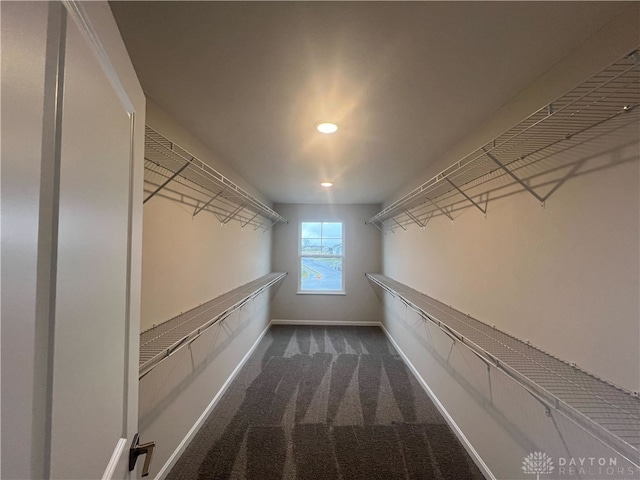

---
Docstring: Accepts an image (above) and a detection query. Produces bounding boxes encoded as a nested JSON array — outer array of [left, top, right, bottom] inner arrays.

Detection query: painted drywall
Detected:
[[141, 101, 273, 331], [383, 142, 639, 392], [379, 7, 640, 479], [271, 204, 382, 323], [141, 196, 272, 330], [381, 2, 640, 394], [139, 103, 277, 478]]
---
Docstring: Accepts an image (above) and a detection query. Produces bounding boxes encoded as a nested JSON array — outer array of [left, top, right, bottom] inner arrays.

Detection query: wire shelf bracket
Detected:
[[427, 199, 453, 222], [446, 178, 487, 216], [483, 149, 545, 205], [143, 127, 287, 231], [139, 272, 287, 379], [366, 273, 640, 468], [193, 189, 224, 217], [366, 48, 640, 230], [402, 208, 428, 229], [144, 161, 190, 205]]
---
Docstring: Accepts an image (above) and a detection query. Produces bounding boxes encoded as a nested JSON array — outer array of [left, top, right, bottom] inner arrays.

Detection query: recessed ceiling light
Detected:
[[316, 122, 338, 134], [321, 182, 333, 188]]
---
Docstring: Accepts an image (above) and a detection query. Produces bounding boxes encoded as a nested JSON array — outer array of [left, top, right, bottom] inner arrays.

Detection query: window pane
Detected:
[[321, 238, 343, 254], [301, 222, 321, 239], [301, 239, 322, 254], [322, 222, 342, 238], [301, 257, 343, 291]]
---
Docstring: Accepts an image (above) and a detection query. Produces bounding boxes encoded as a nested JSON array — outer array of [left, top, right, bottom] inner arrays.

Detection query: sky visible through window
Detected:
[[300, 222, 343, 292]]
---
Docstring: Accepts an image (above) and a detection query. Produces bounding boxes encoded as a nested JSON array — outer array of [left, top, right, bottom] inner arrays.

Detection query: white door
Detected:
[[1, 2, 145, 479]]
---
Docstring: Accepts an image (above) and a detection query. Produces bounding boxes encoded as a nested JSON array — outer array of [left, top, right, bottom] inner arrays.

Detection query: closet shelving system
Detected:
[[139, 272, 287, 378], [144, 126, 287, 231], [366, 273, 640, 467], [366, 49, 640, 231]]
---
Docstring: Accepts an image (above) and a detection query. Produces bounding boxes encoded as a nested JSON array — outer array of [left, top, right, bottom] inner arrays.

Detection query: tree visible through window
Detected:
[[299, 222, 344, 293]]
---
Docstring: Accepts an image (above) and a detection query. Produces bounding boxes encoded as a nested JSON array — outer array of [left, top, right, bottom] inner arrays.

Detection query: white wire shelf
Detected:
[[366, 273, 640, 467], [139, 272, 287, 378], [144, 127, 287, 231], [367, 49, 640, 231]]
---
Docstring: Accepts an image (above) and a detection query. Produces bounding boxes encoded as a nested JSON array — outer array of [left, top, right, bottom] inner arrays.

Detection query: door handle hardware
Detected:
[[129, 433, 155, 477]]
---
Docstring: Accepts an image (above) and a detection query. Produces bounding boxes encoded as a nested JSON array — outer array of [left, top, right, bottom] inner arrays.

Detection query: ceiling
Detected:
[[110, 1, 628, 205]]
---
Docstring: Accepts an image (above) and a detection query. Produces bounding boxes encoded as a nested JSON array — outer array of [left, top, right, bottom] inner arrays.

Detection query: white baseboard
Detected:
[[270, 319, 383, 326], [379, 324, 496, 480], [153, 322, 272, 480]]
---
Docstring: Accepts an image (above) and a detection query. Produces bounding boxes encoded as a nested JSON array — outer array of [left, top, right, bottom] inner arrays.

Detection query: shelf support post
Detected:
[[483, 149, 545, 204], [445, 178, 486, 215], [143, 161, 190, 204]]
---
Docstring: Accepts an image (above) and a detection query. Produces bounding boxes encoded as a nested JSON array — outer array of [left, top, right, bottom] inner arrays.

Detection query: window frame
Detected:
[[297, 221, 345, 295]]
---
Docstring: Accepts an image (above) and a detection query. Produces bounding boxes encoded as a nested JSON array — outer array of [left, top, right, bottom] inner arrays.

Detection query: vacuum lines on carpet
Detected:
[[167, 325, 484, 480]]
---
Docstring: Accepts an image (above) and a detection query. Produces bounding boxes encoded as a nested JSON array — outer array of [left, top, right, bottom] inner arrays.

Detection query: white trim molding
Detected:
[[270, 319, 382, 326], [101, 438, 127, 480]]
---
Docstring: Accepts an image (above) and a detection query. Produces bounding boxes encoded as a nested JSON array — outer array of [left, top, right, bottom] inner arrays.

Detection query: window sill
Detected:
[[296, 291, 346, 296]]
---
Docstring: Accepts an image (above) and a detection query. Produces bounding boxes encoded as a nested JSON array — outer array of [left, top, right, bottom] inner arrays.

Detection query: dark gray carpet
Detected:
[[167, 325, 485, 480]]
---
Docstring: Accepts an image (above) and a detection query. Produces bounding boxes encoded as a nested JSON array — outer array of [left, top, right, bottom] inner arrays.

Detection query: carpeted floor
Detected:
[[167, 325, 485, 480]]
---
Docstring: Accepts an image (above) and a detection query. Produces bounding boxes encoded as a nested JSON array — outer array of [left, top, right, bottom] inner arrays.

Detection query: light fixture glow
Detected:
[[316, 122, 338, 134], [320, 182, 333, 188]]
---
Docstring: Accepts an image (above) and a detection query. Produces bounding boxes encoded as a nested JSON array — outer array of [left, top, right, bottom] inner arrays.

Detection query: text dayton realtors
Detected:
[[557, 456, 639, 477]]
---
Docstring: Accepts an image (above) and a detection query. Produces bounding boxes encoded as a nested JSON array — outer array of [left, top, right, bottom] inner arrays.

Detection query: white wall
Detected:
[[271, 203, 382, 323], [379, 6, 640, 479], [384, 142, 639, 392], [141, 197, 272, 330], [139, 103, 276, 477], [141, 100, 273, 330]]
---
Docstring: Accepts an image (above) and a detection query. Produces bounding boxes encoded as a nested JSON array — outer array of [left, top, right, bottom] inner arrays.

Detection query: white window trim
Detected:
[[297, 221, 345, 295]]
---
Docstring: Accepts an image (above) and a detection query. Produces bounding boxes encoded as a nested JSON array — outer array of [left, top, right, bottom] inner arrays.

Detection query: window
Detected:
[[299, 222, 344, 294]]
